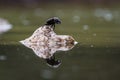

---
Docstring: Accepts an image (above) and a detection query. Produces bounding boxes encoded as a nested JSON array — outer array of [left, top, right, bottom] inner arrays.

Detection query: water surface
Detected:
[[0, 6, 120, 80]]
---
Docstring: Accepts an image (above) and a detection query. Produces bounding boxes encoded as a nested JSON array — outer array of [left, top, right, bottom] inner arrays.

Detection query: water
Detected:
[[0, 6, 120, 80], [0, 43, 120, 80]]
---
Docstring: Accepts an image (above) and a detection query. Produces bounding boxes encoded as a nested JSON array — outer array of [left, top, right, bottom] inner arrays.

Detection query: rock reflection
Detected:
[[20, 17, 77, 68]]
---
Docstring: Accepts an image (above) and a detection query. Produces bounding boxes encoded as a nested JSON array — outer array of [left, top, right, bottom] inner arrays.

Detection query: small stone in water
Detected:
[[83, 25, 89, 30], [93, 33, 96, 36], [0, 55, 7, 61], [90, 45, 94, 47], [72, 15, 80, 23]]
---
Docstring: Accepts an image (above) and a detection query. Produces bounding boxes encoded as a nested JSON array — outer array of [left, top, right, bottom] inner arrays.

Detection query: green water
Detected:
[[0, 45, 120, 80], [0, 5, 120, 80]]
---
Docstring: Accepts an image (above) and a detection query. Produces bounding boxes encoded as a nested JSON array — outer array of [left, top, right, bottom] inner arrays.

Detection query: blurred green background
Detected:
[[0, 0, 120, 80]]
